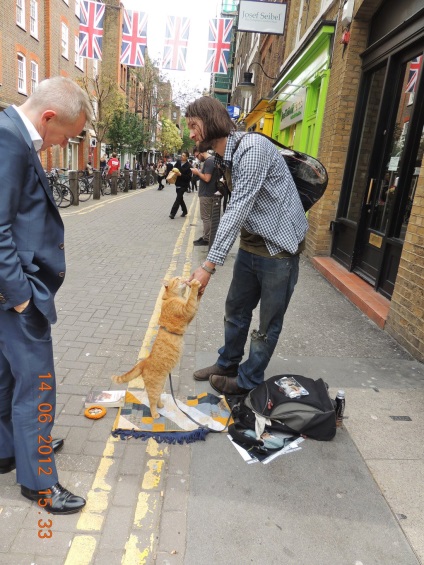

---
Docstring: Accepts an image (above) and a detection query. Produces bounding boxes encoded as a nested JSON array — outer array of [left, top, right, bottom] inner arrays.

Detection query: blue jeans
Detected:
[[217, 249, 299, 389]]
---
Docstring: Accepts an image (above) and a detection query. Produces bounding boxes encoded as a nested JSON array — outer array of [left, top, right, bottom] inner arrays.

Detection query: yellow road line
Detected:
[[61, 187, 156, 217], [65, 196, 200, 565], [121, 198, 200, 564]]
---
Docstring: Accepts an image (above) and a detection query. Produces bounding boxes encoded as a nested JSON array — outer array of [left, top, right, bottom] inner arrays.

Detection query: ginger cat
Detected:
[[112, 277, 201, 418]]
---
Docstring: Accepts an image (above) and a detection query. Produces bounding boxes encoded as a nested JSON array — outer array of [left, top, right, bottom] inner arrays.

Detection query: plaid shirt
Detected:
[[208, 132, 308, 265]]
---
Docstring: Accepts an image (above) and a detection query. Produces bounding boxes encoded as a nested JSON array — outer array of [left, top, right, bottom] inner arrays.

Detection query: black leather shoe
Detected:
[[193, 238, 209, 246], [169, 214, 175, 219], [0, 457, 16, 474], [51, 438, 64, 453], [0, 438, 64, 474], [21, 482, 86, 515], [181, 213, 187, 217], [209, 374, 251, 396]]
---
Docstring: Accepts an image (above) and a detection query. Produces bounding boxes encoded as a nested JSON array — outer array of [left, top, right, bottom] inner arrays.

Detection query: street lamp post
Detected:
[[238, 61, 279, 99]]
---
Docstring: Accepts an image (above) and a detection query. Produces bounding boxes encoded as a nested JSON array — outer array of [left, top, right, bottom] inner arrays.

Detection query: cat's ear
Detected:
[[163, 279, 169, 288]]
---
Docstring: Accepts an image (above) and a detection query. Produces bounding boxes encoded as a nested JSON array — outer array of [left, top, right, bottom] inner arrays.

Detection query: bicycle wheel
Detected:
[[117, 177, 126, 191], [51, 184, 63, 207], [57, 183, 74, 208], [78, 178, 92, 201], [102, 177, 111, 195]]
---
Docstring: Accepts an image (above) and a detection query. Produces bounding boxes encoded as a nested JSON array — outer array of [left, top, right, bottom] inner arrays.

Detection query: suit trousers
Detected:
[[0, 302, 58, 490]]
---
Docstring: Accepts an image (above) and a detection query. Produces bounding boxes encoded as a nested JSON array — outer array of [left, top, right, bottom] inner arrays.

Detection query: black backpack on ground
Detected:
[[228, 374, 337, 448]]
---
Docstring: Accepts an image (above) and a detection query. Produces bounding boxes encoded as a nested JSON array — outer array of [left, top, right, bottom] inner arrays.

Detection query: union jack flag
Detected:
[[205, 18, 233, 74], [79, 0, 105, 60], [120, 10, 148, 67], [405, 56, 422, 93], [162, 16, 190, 71]]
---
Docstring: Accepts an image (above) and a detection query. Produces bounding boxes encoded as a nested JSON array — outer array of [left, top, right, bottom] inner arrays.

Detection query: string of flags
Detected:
[[78, 1, 234, 74]]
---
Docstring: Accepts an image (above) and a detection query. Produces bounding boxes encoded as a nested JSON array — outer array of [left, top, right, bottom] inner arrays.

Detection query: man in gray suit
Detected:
[[0, 77, 92, 515]]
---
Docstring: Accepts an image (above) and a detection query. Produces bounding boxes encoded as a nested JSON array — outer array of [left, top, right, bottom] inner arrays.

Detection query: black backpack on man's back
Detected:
[[232, 132, 328, 211]]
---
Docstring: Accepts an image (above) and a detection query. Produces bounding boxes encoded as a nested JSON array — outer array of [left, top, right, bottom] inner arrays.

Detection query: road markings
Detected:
[[64, 196, 200, 565], [61, 187, 156, 217]]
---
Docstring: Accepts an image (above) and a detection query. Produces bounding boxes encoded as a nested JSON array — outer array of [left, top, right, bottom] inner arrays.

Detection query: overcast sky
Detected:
[[122, 0, 223, 91]]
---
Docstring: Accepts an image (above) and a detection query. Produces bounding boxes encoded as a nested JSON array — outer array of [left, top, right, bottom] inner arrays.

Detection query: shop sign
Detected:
[[279, 88, 306, 130], [237, 0, 286, 35], [369, 233, 383, 248], [227, 105, 241, 119]]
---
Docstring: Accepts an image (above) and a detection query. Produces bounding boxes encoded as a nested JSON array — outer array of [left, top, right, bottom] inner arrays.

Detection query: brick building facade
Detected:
[[231, 0, 424, 361], [0, 0, 98, 171]]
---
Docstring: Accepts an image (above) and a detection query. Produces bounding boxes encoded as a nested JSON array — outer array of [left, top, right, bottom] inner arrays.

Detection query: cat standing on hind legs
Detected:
[[111, 277, 202, 418]]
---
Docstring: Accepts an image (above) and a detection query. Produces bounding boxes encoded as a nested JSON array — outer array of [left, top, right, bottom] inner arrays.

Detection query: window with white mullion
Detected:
[[18, 53, 27, 94], [30, 0, 38, 38], [30, 61, 38, 93], [16, 0, 26, 29], [62, 23, 69, 59]]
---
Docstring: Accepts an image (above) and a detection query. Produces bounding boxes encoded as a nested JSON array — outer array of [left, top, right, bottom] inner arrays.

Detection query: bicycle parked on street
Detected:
[[46, 168, 73, 208]]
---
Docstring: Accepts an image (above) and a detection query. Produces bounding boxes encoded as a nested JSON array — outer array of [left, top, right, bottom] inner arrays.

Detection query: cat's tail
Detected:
[[111, 359, 146, 384]]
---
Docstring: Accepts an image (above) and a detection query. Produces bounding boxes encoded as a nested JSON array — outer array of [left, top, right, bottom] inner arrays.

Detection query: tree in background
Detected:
[[78, 75, 126, 167], [108, 112, 149, 158], [180, 118, 193, 154], [156, 118, 183, 158]]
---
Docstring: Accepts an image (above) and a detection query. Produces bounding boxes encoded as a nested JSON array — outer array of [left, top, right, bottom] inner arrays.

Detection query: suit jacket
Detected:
[[0, 106, 65, 323]]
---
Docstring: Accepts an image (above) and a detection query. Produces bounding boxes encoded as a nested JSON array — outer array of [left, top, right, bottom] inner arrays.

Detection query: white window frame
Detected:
[[61, 23, 69, 59], [30, 60, 38, 93], [18, 53, 27, 94], [75, 0, 81, 19], [75, 36, 84, 70], [16, 0, 26, 29], [63, 0, 69, 5], [30, 0, 38, 38], [321, 0, 333, 10]]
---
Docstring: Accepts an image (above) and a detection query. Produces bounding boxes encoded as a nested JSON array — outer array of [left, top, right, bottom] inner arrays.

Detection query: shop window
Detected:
[[346, 65, 387, 223], [288, 124, 297, 149]]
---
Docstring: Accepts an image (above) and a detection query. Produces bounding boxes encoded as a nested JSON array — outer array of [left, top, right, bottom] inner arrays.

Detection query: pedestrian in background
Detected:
[[186, 96, 308, 396], [107, 152, 120, 177], [169, 151, 192, 219], [190, 151, 200, 192], [0, 76, 92, 514], [157, 159, 167, 190], [192, 150, 220, 246], [100, 153, 107, 172]]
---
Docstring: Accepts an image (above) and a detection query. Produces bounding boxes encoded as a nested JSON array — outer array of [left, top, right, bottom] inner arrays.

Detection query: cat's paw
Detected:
[[151, 410, 160, 419], [189, 278, 202, 290], [111, 375, 123, 384]]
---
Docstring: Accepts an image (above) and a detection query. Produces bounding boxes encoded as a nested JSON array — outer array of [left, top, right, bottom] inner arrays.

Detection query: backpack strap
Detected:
[[232, 131, 291, 158]]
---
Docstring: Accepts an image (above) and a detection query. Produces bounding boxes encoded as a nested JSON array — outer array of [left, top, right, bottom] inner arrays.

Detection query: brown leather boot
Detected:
[[193, 363, 238, 381]]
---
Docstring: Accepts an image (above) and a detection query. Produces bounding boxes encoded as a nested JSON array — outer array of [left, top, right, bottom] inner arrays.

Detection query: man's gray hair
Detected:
[[28, 76, 93, 123]]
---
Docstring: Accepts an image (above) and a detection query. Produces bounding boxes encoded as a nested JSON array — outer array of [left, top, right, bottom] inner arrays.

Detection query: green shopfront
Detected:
[[271, 22, 335, 157]]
